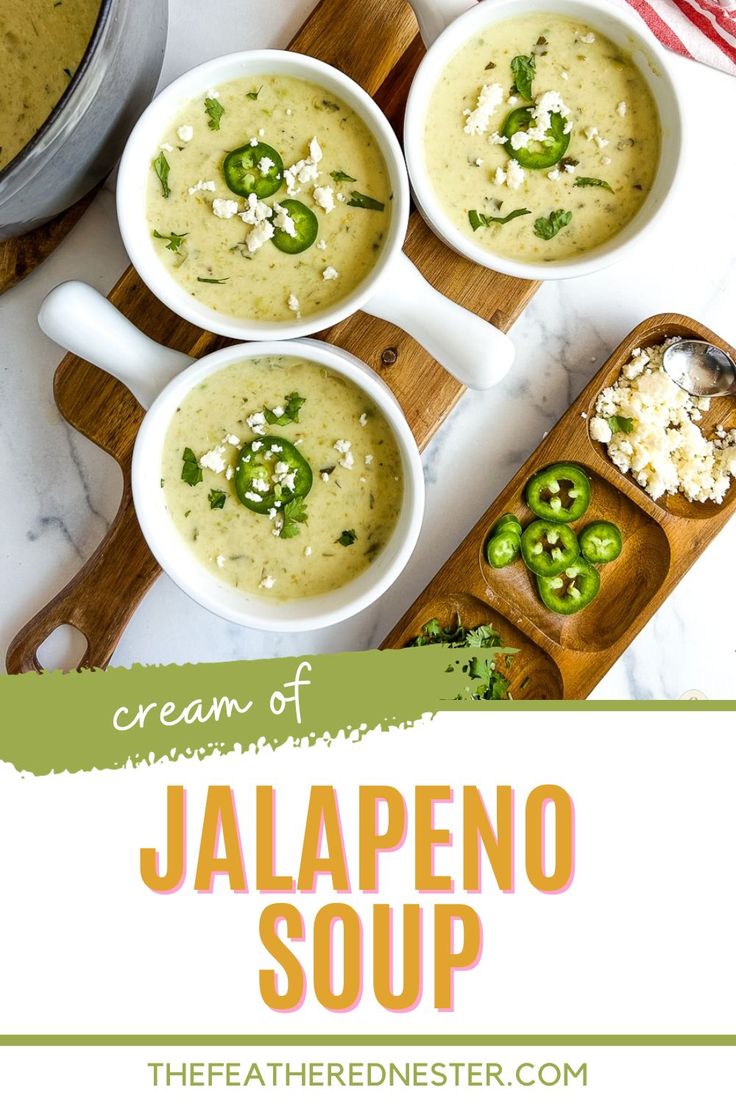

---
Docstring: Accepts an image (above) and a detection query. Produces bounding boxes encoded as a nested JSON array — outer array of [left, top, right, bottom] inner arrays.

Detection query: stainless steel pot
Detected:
[[0, 0, 168, 241]]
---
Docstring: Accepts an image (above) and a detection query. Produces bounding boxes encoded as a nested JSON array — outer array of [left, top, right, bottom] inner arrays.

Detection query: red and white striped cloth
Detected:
[[622, 0, 736, 75]]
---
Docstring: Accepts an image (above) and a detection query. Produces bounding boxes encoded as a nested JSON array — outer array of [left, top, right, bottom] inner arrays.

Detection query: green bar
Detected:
[[0, 1035, 734, 1046]]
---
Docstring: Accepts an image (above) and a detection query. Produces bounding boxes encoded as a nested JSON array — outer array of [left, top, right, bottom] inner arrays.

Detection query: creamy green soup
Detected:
[[147, 75, 392, 322], [0, 0, 100, 171], [162, 356, 404, 600], [425, 14, 660, 261]]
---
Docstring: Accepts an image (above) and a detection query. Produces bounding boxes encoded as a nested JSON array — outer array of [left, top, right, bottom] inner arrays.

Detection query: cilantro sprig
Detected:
[[181, 447, 202, 486], [205, 96, 225, 131], [407, 616, 518, 701], [264, 392, 306, 427], [153, 229, 188, 252], [469, 208, 530, 231], [152, 151, 171, 198], [510, 54, 536, 100], [533, 209, 572, 240]]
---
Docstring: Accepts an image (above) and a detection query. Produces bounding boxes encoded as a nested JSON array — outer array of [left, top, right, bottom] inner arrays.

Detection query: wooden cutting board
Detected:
[[6, 0, 538, 674], [382, 314, 736, 700]]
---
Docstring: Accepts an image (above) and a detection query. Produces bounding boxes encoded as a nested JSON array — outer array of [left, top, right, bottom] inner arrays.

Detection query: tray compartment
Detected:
[[582, 318, 736, 521], [479, 464, 671, 652], [386, 591, 564, 700]]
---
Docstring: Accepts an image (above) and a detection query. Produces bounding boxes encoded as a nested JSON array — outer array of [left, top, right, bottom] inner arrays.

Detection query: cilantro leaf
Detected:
[[574, 177, 615, 193], [533, 209, 572, 240], [336, 529, 358, 547], [264, 392, 306, 426], [197, 276, 229, 284], [280, 496, 308, 540], [347, 191, 385, 211], [469, 207, 530, 231], [511, 54, 536, 100], [406, 615, 518, 700], [204, 96, 224, 131], [331, 169, 356, 183], [153, 229, 188, 252], [152, 151, 171, 198], [608, 415, 634, 434], [181, 447, 202, 486], [208, 488, 226, 510]]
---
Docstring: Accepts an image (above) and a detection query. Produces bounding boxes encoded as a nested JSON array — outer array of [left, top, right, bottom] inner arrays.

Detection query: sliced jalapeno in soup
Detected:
[[537, 557, 600, 615], [525, 463, 591, 523], [579, 521, 622, 564], [223, 141, 283, 199], [235, 435, 313, 514], [521, 519, 579, 577], [486, 528, 521, 568], [502, 107, 570, 170], [271, 199, 318, 254]]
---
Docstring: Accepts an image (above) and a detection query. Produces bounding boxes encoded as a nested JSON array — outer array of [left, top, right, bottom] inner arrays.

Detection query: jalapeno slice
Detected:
[[486, 529, 521, 568], [502, 107, 570, 170], [525, 463, 591, 523], [492, 513, 523, 537], [521, 519, 579, 577], [579, 521, 622, 564], [234, 435, 313, 514], [270, 198, 318, 254], [537, 557, 600, 615], [223, 141, 284, 199]]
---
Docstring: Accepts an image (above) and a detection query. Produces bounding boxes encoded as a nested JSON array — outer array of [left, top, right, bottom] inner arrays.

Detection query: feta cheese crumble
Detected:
[[212, 198, 239, 219], [272, 202, 298, 238], [322, 266, 339, 280], [199, 446, 226, 473], [593, 339, 736, 504], [284, 137, 323, 195], [259, 576, 276, 590], [313, 185, 335, 213], [188, 179, 216, 195], [617, 101, 627, 117], [216, 555, 226, 569], [463, 82, 504, 135], [287, 293, 301, 317], [177, 125, 194, 142]]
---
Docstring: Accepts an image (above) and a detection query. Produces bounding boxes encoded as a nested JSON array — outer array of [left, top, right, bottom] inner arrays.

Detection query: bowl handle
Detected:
[[405, 0, 476, 45], [38, 281, 194, 409], [364, 251, 514, 391]]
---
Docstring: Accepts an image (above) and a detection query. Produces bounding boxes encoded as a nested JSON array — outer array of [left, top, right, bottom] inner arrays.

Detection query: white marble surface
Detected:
[[1, 0, 735, 698]]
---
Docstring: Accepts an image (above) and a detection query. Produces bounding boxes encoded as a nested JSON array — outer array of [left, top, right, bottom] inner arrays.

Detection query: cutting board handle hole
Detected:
[[35, 624, 89, 673]]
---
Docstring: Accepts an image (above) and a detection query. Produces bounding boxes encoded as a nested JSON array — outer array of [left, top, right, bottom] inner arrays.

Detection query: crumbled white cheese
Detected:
[[199, 446, 226, 473], [247, 411, 267, 435], [249, 136, 259, 147], [251, 441, 263, 452], [313, 185, 335, 213], [188, 179, 216, 195], [585, 125, 609, 149], [284, 137, 323, 195], [474, 157, 483, 166], [206, 87, 220, 99], [321, 471, 330, 482], [160, 142, 173, 153], [334, 439, 351, 454], [226, 466, 234, 481], [593, 338, 736, 503], [240, 193, 272, 225], [490, 132, 508, 145], [563, 161, 576, 174], [287, 293, 301, 316], [506, 159, 526, 189], [246, 219, 274, 253], [223, 433, 240, 446], [463, 82, 504, 135], [317, 238, 327, 250], [617, 101, 627, 117], [258, 155, 275, 175], [561, 70, 570, 80], [322, 266, 339, 280], [494, 166, 507, 186], [177, 124, 194, 142], [589, 416, 612, 444], [259, 576, 275, 590], [271, 516, 283, 537], [364, 454, 373, 467], [547, 168, 561, 181], [252, 477, 270, 493], [359, 412, 368, 427], [578, 31, 595, 44], [212, 198, 239, 219], [305, 546, 312, 557], [272, 202, 297, 238], [339, 453, 355, 470], [271, 442, 283, 451], [216, 554, 226, 569], [244, 490, 263, 502], [258, 127, 265, 138]]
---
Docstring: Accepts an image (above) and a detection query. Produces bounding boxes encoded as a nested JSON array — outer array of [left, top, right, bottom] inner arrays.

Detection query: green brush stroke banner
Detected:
[[0, 648, 731, 776]]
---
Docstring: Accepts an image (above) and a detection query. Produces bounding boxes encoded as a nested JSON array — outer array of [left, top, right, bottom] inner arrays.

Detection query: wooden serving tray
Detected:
[[382, 313, 736, 699], [6, 0, 538, 674]]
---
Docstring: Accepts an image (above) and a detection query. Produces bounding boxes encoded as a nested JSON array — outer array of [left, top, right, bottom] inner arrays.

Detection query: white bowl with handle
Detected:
[[403, 0, 685, 280], [38, 281, 426, 632], [116, 48, 514, 392]]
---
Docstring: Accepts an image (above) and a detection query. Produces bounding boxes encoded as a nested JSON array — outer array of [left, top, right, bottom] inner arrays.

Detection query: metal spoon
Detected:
[[663, 339, 736, 398]]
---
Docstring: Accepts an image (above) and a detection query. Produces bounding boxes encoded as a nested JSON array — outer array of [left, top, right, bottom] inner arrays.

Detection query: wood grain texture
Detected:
[[382, 314, 736, 699], [6, 0, 539, 674]]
